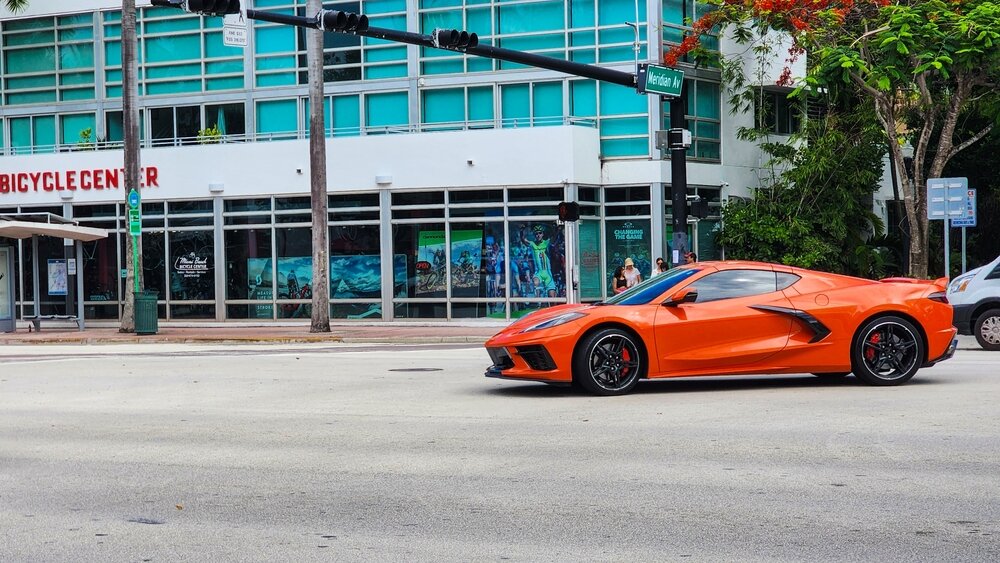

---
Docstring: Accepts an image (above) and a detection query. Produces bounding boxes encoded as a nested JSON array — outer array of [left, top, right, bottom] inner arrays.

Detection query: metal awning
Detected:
[[0, 213, 108, 242]]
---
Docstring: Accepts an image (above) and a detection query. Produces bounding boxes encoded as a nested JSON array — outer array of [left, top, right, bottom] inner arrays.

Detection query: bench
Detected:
[[23, 314, 84, 332]]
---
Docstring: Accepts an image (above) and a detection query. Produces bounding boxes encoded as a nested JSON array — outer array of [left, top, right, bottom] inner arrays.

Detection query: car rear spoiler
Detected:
[[879, 276, 949, 291]]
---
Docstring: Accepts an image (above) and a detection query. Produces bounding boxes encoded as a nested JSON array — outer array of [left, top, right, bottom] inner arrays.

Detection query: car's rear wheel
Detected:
[[812, 372, 850, 379], [851, 316, 924, 386], [973, 308, 1000, 351], [573, 328, 643, 396]]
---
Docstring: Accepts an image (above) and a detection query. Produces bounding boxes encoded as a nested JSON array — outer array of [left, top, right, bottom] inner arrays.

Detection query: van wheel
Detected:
[[974, 308, 1000, 351]]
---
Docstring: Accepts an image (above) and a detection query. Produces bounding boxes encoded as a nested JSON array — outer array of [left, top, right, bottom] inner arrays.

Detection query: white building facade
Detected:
[[0, 0, 801, 322]]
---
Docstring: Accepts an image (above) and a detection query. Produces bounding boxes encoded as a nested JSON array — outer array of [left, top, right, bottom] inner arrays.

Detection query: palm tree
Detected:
[[3, 0, 30, 12]]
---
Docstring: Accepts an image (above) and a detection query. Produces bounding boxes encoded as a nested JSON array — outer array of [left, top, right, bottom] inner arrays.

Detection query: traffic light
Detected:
[[558, 201, 580, 222], [321, 10, 369, 33], [687, 196, 710, 219], [432, 28, 479, 50]]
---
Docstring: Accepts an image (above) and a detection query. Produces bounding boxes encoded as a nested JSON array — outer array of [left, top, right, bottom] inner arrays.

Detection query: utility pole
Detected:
[[668, 85, 690, 267], [308, 0, 331, 332], [120, 0, 143, 333]]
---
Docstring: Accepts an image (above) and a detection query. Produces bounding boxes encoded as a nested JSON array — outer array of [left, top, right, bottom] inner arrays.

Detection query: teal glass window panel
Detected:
[[501, 84, 529, 127], [33, 115, 56, 149], [365, 0, 406, 15], [204, 17, 224, 30], [106, 69, 122, 83], [105, 41, 122, 66], [6, 75, 56, 89], [206, 60, 243, 74], [146, 63, 201, 79], [663, 0, 685, 25], [145, 80, 201, 95], [571, 0, 595, 27], [468, 87, 493, 121], [499, 34, 565, 52], [104, 12, 121, 23], [59, 44, 95, 69], [420, 0, 462, 8], [364, 64, 407, 80], [571, 31, 595, 46], [423, 88, 465, 124], [497, 2, 564, 34], [694, 81, 721, 119], [6, 91, 57, 105], [601, 137, 647, 157], [4, 30, 55, 47], [695, 121, 720, 139], [252, 0, 288, 6], [59, 13, 93, 26], [105, 24, 122, 39], [599, 0, 645, 25], [421, 59, 464, 75], [10, 118, 32, 149], [695, 141, 720, 160], [4, 46, 56, 73], [599, 82, 645, 115], [662, 26, 685, 45], [59, 28, 94, 43], [255, 25, 296, 55], [533, 82, 563, 124], [365, 91, 408, 128], [60, 72, 94, 86], [333, 95, 360, 135], [570, 49, 596, 63], [571, 80, 597, 116], [256, 55, 297, 71], [420, 10, 462, 33], [4, 18, 53, 32], [365, 16, 406, 45], [598, 28, 633, 44], [60, 88, 95, 101], [145, 34, 201, 63], [599, 116, 646, 136], [467, 8, 491, 35], [256, 73, 297, 88], [207, 77, 244, 91], [257, 99, 298, 134], [60, 114, 96, 145], [106, 85, 123, 98], [301, 98, 332, 137], [365, 46, 406, 63], [598, 45, 634, 63], [468, 58, 492, 72], [144, 16, 201, 34], [205, 34, 244, 58]]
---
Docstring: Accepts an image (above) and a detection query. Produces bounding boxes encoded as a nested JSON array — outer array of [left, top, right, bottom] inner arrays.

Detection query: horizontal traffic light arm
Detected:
[[242, 9, 635, 88]]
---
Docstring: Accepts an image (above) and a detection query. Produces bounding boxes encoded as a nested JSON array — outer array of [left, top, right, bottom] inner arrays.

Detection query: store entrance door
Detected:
[[0, 246, 14, 333]]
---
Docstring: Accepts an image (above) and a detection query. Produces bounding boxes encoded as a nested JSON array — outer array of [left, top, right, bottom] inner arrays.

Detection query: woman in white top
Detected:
[[623, 257, 642, 287]]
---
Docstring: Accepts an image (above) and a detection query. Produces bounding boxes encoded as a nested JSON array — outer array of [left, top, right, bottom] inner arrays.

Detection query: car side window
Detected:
[[987, 262, 1000, 281], [776, 272, 801, 290], [689, 270, 778, 303]]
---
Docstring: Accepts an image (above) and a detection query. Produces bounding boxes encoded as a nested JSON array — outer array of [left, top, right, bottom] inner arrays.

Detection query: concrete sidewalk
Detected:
[[0, 323, 504, 345]]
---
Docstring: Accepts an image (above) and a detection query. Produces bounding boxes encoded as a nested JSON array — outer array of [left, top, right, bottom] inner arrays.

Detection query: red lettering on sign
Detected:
[[0, 175, 9, 194], [80, 170, 92, 190], [145, 167, 159, 188], [66, 170, 77, 191], [105, 169, 119, 189], [43, 172, 54, 191]]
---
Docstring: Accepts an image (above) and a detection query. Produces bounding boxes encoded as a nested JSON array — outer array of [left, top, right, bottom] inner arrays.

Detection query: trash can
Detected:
[[134, 290, 159, 335]]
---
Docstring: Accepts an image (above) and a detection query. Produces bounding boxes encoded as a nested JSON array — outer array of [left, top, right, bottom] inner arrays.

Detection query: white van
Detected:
[[948, 254, 1000, 350]]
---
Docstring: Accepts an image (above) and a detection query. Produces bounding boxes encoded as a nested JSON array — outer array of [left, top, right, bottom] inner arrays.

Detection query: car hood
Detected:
[[504, 303, 591, 332]]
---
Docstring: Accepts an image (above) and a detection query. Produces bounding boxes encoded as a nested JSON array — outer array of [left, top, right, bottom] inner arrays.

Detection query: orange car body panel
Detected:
[[485, 261, 957, 384]]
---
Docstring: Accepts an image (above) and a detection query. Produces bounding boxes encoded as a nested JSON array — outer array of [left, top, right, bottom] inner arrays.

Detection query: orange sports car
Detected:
[[485, 261, 958, 395]]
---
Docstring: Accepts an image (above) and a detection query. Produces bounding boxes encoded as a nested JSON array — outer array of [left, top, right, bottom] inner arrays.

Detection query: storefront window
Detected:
[[225, 228, 273, 319], [606, 218, 652, 287], [82, 236, 120, 319], [329, 225, 381, 299], [137, 231, 166, 299], [168, 230, 214, 318], [509, 220, 566, 318], [392, 222, 446, 319], [448, 222, 506, 319], [275, 227, 312, 319]]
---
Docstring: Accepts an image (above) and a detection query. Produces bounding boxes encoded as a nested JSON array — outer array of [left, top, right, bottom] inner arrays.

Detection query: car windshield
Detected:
[[602, 267, 700, 305]]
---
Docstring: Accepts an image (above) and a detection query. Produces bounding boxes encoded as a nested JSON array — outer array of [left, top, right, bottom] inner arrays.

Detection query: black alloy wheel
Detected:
[[973, 308, 1000, 351], [573, 328, 643, 395], [851, 316, 924, 386]]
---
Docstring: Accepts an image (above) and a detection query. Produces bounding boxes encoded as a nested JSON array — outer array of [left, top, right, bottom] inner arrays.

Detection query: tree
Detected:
[[671, 0, 1000, 278], [3, 1, 29, 13], [120, 0, 143, 332], [307, 0, 331, 332]]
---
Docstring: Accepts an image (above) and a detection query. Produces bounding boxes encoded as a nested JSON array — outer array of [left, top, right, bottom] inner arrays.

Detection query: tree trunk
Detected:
[[308, 0, 331, 332], [119, 0, 143, 332]]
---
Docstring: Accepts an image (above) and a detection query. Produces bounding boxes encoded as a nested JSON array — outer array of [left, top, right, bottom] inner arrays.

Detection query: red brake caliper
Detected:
[[621, 348, 631, 375], [865, 332, 881, 361]]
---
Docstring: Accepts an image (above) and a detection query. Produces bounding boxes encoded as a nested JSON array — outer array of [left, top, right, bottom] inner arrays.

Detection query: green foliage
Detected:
[[196, 125, 222, 144], [717, 112, 892, 277], [75, 128, 95, 151]]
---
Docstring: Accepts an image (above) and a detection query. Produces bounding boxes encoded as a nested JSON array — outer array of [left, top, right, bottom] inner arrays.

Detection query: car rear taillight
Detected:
[[927, 291, 949, 304]]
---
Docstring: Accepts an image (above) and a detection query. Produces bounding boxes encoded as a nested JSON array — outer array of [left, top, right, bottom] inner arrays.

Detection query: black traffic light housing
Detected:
[[432, 28, 479, 50], [320, 10, 369, 33], [558, 201, 580, 222], [688, 196, 710, 219]]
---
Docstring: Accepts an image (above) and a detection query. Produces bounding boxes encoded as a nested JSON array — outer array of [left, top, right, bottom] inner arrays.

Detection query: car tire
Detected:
[[573, 328, 644, 396], [851, 316, 924, 386], [812, 372, 850, 379], [973, 308, 1000, 351]]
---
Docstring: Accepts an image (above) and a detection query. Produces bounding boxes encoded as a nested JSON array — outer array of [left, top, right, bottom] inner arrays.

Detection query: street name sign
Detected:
[[637, 64, 684, 97], [927, 177, 968, 221]]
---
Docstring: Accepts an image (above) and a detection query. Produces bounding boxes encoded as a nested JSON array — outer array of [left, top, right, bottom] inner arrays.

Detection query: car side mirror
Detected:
[[663, 288, 698, 307]]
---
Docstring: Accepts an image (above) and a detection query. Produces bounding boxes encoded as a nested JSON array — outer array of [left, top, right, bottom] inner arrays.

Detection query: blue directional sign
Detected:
[[927, 177, 968, 221], [128, 189, 141, 210], [951, 188, 976, 228]]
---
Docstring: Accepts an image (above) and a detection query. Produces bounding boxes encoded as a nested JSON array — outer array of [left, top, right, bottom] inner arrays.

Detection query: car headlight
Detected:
[[949, 273, 975, 294], [521, 312, 587, 333]]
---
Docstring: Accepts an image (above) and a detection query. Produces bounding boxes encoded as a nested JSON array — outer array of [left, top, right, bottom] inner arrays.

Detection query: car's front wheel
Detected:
[[973, 308, 1000, 351], [851, 316, 924, 386], [573, 328, 644, 396]]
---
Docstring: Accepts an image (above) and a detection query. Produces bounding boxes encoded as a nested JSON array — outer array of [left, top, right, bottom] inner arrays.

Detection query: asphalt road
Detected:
[[1, 343, 998, 562]]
